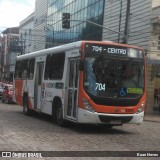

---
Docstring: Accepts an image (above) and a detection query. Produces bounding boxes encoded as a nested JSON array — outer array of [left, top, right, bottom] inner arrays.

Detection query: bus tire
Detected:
[[55, 102, 65, 126], [23, 96, 31, 116]]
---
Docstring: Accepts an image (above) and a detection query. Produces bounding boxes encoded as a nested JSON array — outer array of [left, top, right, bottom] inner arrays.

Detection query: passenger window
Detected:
[[28, 58, 35, 80], [49, 53, 65, 80], [44, 55, 51, 80], [69, 60, 74, 87], [22, 60, 29, 79], [14, 61, 22, 79]]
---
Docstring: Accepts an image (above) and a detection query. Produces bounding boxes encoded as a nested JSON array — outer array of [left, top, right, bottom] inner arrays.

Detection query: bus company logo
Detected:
[[2, 152, 11, 157], [46, 83, 55, 88], [107, 48, 127, 55]]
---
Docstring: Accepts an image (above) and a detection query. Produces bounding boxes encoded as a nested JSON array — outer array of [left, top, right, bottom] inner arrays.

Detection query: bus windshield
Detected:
[[84, 55, 144, 99]]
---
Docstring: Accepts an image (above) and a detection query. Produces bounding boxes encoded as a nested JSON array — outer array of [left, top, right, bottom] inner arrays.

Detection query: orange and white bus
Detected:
[[13, 41, 146, 127]]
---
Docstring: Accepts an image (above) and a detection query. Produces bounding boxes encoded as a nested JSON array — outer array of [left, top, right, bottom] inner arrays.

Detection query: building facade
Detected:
[[0, 35, 7, 79], [0, 36, 3, 80], [146, 5, 160, 113], [1, 27, 22, 82], [34, 0, 48, 51], [152, 0, 160, 8], [103, 0, 152, 50], [46, 0, 105, 47], [19, 12, 35, 54]]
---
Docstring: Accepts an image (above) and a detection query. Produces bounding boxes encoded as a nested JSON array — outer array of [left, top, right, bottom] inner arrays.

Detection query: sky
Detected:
[[0, 0, 35, 33]]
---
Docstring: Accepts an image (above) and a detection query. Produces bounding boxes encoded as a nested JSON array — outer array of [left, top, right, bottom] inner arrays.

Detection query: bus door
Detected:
[[66, 58, 80, 120], [34, 62, 44, 110]]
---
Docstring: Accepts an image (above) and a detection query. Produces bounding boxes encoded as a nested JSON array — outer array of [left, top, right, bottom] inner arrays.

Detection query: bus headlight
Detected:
[[136, 102, 145, 114], [82, 98, 95, 113]]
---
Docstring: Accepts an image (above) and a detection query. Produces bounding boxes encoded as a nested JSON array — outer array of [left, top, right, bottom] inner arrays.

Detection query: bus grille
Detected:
[[98, 115, 133, 123]]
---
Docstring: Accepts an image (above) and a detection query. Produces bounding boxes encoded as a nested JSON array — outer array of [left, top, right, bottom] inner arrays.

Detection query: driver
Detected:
[[122, 64, 138, 88]]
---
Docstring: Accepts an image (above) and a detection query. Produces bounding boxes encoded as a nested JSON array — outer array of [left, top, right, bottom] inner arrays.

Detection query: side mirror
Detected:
[[79, 60, 84, 71]]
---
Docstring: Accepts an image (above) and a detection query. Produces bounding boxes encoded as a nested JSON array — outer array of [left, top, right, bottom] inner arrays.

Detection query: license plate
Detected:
[[110, 120, 122, 124]]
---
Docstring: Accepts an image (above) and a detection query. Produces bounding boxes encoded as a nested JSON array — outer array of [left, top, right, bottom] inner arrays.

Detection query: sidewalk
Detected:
[[144, 112, 160, 123]]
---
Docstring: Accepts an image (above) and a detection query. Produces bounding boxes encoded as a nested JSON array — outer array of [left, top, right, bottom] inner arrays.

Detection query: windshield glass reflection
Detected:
[[84, 56, 144, 98]]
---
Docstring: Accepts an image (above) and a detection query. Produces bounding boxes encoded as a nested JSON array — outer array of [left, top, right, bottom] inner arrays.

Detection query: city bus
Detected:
[[13, 41, 146, 127]]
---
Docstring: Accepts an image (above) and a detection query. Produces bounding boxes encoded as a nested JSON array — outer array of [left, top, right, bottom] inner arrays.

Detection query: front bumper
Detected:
[[77, 108, 144, 125]]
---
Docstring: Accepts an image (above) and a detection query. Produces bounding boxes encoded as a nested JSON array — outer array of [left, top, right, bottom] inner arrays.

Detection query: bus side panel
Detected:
[[14, 79, 34, 109], [41, 81, 53, 115], [41, 80, 64, 115], [14, 80, 23, 106], [23, 79, 34, 110]]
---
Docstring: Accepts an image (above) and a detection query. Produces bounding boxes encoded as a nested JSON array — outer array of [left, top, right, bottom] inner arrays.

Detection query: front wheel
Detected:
[[23, 96, 31, 116], [55, 102, 65, 126]]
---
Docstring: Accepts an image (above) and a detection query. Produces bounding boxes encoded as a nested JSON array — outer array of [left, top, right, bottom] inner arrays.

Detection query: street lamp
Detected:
[[44, 24, 54, 48]]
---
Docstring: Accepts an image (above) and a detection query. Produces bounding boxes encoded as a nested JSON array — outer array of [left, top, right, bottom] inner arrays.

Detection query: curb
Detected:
[[144, 119, 160, 123], [144, 114, 160, 123]]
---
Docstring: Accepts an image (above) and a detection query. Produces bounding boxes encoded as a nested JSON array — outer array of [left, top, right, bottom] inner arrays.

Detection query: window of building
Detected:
[[46, 0, 105, 47]]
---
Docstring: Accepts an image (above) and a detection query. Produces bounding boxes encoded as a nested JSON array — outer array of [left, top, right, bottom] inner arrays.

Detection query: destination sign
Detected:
[[84, 43, 144, 58]]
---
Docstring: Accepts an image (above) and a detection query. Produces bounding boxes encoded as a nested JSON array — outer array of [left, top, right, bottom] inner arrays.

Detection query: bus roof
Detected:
[[16, 41, 83, 61], [16, 40, 143, 61]]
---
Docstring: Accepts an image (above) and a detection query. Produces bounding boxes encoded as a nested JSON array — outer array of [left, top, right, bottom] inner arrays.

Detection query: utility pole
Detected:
[[20, 33, 23, 55], [118, 0, 122, 43], [24, 31, 27, 54], [123, 0, 131, 44]]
